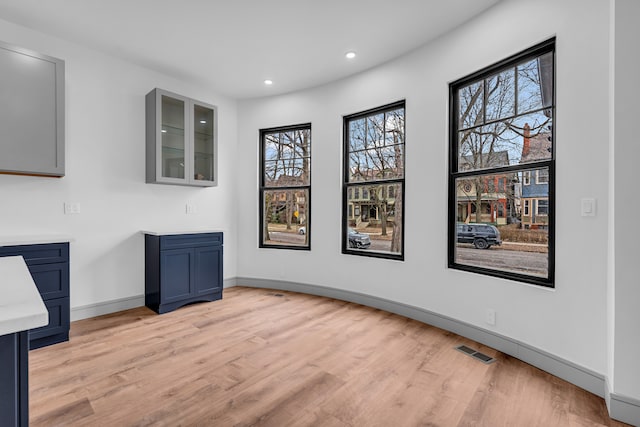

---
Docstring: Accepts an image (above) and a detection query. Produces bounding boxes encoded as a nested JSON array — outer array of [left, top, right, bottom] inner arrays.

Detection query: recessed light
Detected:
[[200, 120, 207, 124], [264, 79, 273, 85], [161, 129, 167, 133], [345, 51, 356, 59]]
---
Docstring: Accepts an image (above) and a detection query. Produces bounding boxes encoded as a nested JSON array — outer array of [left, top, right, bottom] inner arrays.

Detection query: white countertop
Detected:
[[0, 256, 48, 336], [141, 229, 224, 236], [0, 234, 73, 247]]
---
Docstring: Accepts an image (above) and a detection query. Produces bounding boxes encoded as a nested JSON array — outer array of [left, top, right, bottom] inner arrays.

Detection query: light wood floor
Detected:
[[29, 286, 627, 427]]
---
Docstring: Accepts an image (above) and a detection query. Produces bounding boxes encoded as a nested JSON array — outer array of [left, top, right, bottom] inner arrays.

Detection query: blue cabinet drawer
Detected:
[[160, 233, 222, 250], [0, 242, 70, 349], [27, 262, 69, 300], [0, 243, 68, 265]]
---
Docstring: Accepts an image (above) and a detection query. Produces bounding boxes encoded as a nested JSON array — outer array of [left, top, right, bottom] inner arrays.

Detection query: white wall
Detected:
[[0, 19, 238, 310], [611, 0, 640, 400], [237, 0, 611, 377]]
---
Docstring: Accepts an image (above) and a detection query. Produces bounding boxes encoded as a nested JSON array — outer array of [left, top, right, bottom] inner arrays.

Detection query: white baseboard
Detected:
[[606, 377, 640, 426], [71, 295, 145, 321], [72, 278, 238, 321]]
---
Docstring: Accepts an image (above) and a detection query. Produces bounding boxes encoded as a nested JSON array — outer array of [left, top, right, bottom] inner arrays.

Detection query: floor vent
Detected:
[[455, 345, 496, 364], [271, 293, 284, 297]]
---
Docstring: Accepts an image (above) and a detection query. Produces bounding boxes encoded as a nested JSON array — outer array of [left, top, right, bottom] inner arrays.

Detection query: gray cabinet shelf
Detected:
[[146, 88, 217, 187]]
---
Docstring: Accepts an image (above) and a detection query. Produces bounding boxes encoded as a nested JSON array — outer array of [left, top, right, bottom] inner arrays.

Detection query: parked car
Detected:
[[456, 223, 502, 249], [348, 228, 371, 249]]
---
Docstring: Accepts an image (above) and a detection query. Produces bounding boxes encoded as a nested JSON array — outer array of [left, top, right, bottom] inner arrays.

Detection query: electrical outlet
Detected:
[[486, 309, 496, 326], [64, 202, 81, 214]]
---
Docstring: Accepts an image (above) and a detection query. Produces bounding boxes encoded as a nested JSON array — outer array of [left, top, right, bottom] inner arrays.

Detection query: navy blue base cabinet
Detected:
[[0, 243, 70, 349], [0, 331, 29, 427], [145, 232, 223, 314]]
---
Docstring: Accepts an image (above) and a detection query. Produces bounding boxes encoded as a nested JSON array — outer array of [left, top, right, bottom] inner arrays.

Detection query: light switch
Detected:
[[581, 198, 596, 217]]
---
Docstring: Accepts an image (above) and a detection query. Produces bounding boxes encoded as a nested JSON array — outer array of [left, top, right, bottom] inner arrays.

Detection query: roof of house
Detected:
[[521, 123, 552, 163], [460, 151, 510, 170]]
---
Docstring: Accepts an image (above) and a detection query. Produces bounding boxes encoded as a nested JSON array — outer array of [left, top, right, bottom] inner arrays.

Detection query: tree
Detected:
[[347, 107, 404, 253], [262, 128, 310, 245], [456, 55, 552, 224]]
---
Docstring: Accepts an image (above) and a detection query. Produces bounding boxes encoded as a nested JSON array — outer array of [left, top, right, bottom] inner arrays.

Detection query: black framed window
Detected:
[[259, 124, 311, 249], [448, 38, 555, 287], [343, 101, 405, 260]]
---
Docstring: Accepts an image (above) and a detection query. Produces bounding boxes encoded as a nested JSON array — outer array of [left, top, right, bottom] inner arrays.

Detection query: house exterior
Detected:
[[347, 184, 397, 227], [520, 124, 551, 229], [456, 151, 515, 225], [265, 174, 308, 226]]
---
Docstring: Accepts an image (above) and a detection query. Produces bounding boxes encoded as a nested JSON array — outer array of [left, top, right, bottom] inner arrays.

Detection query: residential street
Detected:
[[455, 246, 548, 277]]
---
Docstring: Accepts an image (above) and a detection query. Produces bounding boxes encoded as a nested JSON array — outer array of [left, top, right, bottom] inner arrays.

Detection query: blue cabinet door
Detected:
[[0, 331, 29, 426], [194, 245, 222, 296], [160, 248, 194, 303], [145, 233, 223, 314]]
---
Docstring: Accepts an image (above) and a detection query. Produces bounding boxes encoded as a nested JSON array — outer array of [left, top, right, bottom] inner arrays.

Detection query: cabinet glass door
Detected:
[[161, 95, 186, 179], [193, 103, 214, 182]]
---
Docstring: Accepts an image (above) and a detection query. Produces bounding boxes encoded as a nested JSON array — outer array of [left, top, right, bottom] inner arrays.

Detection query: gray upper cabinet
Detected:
[[146, 88, 217, 187], [0, 41, 65, 177]]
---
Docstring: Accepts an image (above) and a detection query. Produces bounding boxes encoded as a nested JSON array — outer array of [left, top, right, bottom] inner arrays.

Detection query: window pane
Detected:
[[193, 104, 214, 181], [454, 170, 549, 278], [349, 118, 367, 151], [161, 95, 185, 179], [349, 145, 404, 181], [537, 199, 549, 215], [263, 129, 310, 188], [485, 68, 516, 122], [536, 168, 549, 183], [262, 188, 309, 247], [515, 114, 552, 165], [385, 108, 405, 146], [459, 81, 483, 129], [367, 113, 385, 148], [517, 52, 553, 115], [264, 130, 311, 161], [346, 183, 402, 255], [458, 114, 552, 171]]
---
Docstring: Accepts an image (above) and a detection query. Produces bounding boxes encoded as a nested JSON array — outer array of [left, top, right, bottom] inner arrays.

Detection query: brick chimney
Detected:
[[522, 123, 531, 157]]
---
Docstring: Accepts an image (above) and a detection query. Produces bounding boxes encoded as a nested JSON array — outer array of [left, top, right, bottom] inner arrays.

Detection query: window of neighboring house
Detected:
[[536, 168, 549, 184], [343, 100, 405, 260], [537, 198, 549, 215], [259, 123, 311, 249], [449, 38, 555, 287]]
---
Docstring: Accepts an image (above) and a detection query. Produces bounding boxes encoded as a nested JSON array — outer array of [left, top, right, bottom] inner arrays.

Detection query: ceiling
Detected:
[[0, 0, 500, 99]]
